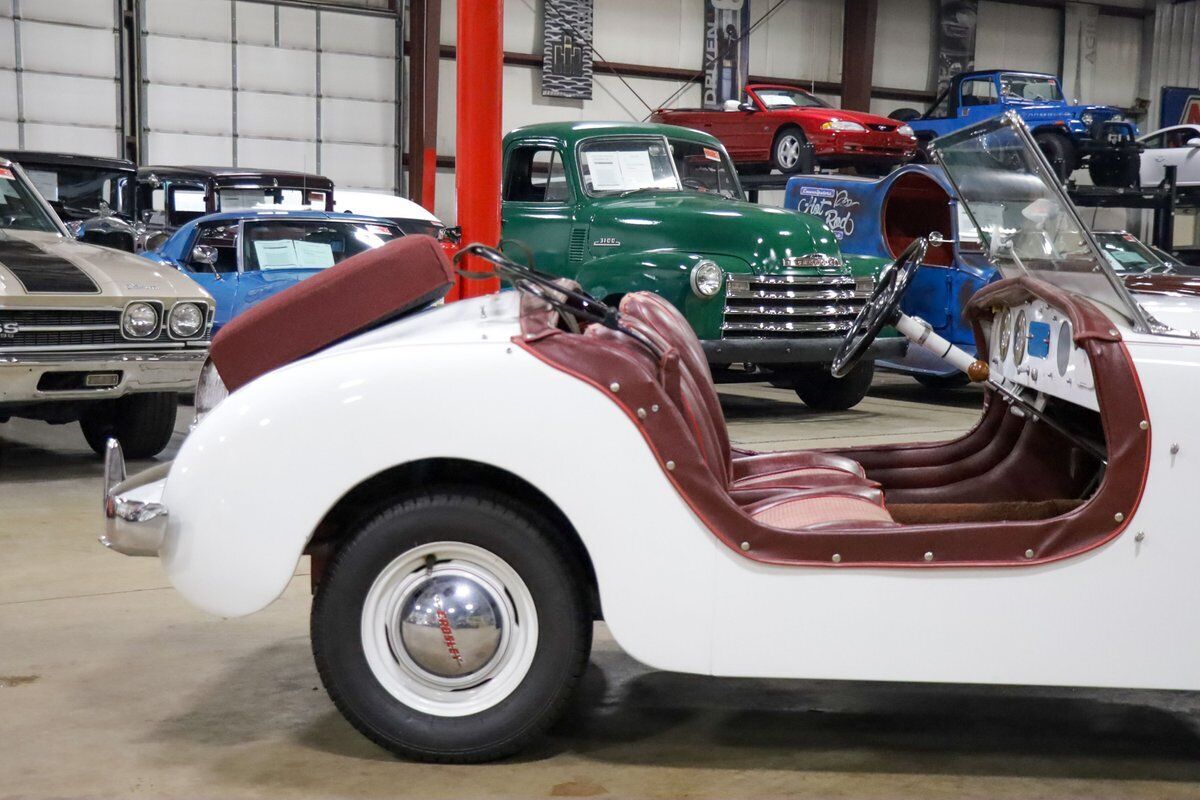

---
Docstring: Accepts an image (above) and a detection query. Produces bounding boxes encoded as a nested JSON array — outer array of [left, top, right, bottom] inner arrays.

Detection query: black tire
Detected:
[[311, 490, 591, 763], [914, 371, 970, 390], [79, 392, 178, 459], [771, 126, 810, 174], [1033, 131, 1076, 182], [792, 361, 874, 411], [888, 108, 921, 122]]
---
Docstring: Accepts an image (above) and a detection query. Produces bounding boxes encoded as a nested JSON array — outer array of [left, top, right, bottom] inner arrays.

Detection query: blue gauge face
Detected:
[[1013, 309, 1027, 363], [1057, 320, 1072, 375], [1028, 321, 1051, 359]]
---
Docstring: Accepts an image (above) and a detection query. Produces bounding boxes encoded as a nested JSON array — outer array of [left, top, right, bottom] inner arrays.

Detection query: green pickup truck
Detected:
[[500, 121, 905, 410]]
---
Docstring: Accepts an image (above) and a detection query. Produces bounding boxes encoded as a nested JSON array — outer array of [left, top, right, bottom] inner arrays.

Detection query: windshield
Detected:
[[240, 219, 402, 271], [932, 113, 1146, 329], [668, 138, 743, 200], [754, 87, 829, 110], [0, 165, 60, 233], [578, 137, 681, 197], [24, 165, 133, 220], [219, 187, 329, 213], [1094, 232, 1168, 274], [999, 73, 1062, 103]]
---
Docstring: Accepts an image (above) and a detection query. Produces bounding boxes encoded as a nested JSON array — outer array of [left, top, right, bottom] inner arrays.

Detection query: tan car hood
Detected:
[[0, 229, 210, 301]]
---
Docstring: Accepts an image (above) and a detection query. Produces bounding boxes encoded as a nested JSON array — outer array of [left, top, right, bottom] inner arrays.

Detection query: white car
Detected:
[[1136, 124, 1200, 188], [333, 189, 449, 239], [100, 114, 1200, 762]]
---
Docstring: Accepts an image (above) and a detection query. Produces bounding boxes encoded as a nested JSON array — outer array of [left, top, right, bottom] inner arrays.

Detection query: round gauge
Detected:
[[1057, 320, 1072, 376], [998, 309, 1012, 361], [1013, 310, 1027, 363]]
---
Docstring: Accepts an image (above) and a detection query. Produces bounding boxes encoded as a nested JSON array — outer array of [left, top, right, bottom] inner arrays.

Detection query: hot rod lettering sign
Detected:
[[794, 189, 861, 240]]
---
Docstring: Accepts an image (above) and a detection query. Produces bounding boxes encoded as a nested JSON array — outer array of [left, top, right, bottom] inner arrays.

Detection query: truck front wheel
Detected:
[[790, 361, 874, 411], [79, 392, 178, 459], [311, 490, 591, 762], [1033, 131, 1076, 182]]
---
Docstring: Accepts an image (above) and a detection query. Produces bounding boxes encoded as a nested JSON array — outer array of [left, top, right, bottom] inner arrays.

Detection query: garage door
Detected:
[[0, 0, 123, 156], [140, 0, 399, 192]]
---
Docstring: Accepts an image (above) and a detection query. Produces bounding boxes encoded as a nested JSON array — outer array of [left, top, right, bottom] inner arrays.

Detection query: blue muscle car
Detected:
[[784, 164, 997, 387], [141, 210, 405, 334]]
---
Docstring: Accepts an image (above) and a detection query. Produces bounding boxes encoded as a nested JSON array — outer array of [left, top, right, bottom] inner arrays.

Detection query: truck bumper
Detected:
[[702, 335, 908, 365], [0, 349, 206, 405]]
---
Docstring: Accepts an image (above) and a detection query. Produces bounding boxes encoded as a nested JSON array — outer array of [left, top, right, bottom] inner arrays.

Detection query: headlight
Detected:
[[821, 119, 865, 132], [1080, 111, 1094, 126], [168, 302, 205, 338], [898, 124, 915, 137], [690, 260, 724, 298], [121, 302, 158, 338], [192, 358, 229, 429]]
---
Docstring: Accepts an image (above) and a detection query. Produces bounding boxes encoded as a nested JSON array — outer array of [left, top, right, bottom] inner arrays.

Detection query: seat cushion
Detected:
[[747, 490, 895, 530], [211, 235, 453, 391]]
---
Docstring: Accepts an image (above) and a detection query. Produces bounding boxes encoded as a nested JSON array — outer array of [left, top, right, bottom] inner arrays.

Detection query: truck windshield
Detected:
[[0, 165, 60, 233], [999, 74, 1062, 103], [219, 187, 329, 212], [577, 137, 681, 197], [23, 164, 133, 221], [933, 113, 1147, 330], [754, 88, 829, 109], [668, 139, 743, 200]]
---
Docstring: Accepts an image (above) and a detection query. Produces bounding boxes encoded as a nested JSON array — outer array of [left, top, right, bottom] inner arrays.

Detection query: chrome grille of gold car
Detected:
[[0, 309, 210, 351], [722, 274, 867, 338]]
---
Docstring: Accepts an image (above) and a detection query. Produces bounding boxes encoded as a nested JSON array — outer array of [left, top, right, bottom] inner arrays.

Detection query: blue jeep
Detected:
[[784, 164, 997, 387], [891, 70, 1140, 184]]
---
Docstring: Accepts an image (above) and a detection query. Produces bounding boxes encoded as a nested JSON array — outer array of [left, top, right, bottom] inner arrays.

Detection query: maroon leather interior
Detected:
[[518, 278, 1150, 567], [882, 171, 953, 267], [211, 235, 453, 391]]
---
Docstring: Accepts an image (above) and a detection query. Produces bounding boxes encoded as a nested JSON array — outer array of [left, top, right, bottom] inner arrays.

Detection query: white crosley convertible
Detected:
[[102, 113, 1200, 762]]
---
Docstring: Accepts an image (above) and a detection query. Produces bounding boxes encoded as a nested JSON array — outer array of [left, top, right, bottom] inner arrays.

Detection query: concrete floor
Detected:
[[4, 375, 1200, 799]]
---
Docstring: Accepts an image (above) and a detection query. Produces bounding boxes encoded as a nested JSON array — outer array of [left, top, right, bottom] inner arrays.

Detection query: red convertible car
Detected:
[[652, 83, 918, 175]]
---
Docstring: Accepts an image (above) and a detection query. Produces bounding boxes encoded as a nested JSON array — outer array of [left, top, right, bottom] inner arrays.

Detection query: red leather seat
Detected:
[[615, 292, 893, 530]]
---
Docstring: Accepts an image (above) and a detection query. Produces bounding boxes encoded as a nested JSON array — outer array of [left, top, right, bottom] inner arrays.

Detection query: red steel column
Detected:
[[455, 0, 503, 297]]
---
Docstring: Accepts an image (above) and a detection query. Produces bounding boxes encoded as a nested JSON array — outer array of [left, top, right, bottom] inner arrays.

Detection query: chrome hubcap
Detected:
[[361, 542, 538, 717], [778, 135, 800, 168]]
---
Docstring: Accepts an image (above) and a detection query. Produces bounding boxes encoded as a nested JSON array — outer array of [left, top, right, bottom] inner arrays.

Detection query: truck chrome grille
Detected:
[[722, 274, 867, 339], [0, 309, 210, 351]]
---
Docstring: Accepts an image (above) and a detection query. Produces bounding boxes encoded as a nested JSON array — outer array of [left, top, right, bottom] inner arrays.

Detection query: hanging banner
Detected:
[[542, 0, 593, 100], [1160, 86, 1200, 128], [934, 0, 978, 92], [703, 0, 751, 109]]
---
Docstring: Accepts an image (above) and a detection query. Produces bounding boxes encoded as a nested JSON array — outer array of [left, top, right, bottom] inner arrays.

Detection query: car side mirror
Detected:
[[1188, 138, 1200, 148], [190, 244, 223, 279], [439, 225, 462, 244], [722, 99, 741, 112]]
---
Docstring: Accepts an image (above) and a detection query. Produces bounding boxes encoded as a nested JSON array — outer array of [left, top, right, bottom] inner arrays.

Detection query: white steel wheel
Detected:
[[361, 541, 539, 717], [311, 490, 591, 762]]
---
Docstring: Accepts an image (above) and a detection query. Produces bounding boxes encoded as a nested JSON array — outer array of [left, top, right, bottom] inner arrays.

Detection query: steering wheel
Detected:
[[831, 237, 928, 378]]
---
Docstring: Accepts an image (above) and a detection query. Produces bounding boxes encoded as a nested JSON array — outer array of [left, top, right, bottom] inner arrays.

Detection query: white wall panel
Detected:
[[19, 19, 116, 76], [749, 0, 843, 83], [1092, 14, 1142, 108], [592, 0, 703, 69], [320, 52, 394, 102], [237, 92, 315, 140], [23, 122, 119, 155], [144, 36, 233, 88], [0, 121, 19, 150], [146, 132, 233, 165], [237, 44, 316, 94], [146, 84, 233, 136], [321, 141, 392, 189], [322, 97, 393, 144], [874, 0, 934, 91], [22, 73, 116, 127], [236, 136, 317, 172], [976, 2, 1061, 75], [0, 17, 13, 68], [19, 0, 112, 27], [146, 0, 230, 39], [320, 11, 394, 57]]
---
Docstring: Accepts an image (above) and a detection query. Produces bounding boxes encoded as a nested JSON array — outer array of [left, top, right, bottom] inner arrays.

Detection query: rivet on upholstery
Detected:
[[651, 404, 660, 413], [1135, 531, 1146, 543], [636, 408, 647, 419], [740, 541, 750, 551], [609, 382, 620, 392], [831, 553, 842, 563], [1114, 512, 1125, 522], [665, 460, 675, 471], [924, 551, 933, 562], [1024, 549, 1035, 559], [1108, 328, 1119, 336], [1139, 420, 1149, 430]]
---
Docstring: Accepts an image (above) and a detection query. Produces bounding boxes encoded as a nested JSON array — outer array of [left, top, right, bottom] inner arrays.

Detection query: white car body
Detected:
[[1137, 124, 1200, 188], [107, 286, 1200, 692], [332, 190, 444, 233]]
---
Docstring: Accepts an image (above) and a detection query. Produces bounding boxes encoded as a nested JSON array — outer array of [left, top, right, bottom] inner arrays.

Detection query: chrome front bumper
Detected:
[[100, 439, 171, 557], [0, 349, 206, 404]]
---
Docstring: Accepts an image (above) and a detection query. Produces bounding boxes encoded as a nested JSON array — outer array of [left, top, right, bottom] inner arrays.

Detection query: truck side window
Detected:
[[960, 78, 997, 107], [505, 147, 567, 203], [169, 186, 207, 226]]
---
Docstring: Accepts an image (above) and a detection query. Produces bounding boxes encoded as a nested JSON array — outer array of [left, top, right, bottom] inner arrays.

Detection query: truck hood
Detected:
[[0, 229, 210, 301], [586, 193, 840, 274]]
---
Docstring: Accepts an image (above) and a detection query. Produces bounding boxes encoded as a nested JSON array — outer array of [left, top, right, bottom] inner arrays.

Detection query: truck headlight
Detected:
[[690, 260, 724, 297], [192, 358, 229, 429], [1080, 111, 1094, 126], [898, 124, 915, 137], [122, 302, 158, 338], [168, 302, 205, 338], [821, 120, 865, 132]]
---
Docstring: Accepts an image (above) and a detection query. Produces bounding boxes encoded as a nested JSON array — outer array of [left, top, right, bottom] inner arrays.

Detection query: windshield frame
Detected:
[[666, 136, 745, 201], [575, 134, 684, 198], [0, 160, 70, 236], [929, 111, 1150, 333], [999, 72, 1064, 104], [750, 85, 831, 111]]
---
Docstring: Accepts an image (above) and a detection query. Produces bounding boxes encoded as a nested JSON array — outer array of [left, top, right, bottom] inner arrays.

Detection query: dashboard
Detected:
[[987, 299, 1099, 411]]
